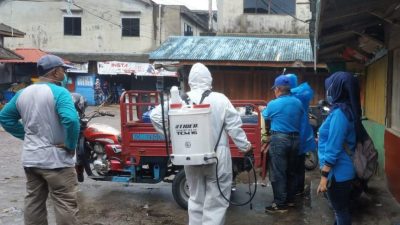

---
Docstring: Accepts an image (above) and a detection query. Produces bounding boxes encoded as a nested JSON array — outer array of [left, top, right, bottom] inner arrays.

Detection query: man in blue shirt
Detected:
[[261, 75, 304, 213]]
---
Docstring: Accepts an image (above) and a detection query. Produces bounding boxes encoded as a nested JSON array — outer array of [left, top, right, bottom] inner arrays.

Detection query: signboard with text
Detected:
[[97, 61, 177, 77], [67, 63, 89, 73]]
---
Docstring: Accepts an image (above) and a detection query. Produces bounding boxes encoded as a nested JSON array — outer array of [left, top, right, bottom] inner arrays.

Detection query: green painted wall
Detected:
[[363, 120, 385, 174]]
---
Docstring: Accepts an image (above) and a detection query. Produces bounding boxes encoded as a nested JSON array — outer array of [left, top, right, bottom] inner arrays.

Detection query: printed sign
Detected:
[[174, 124, 198, 135], [97, 61, 177, 77], [132, 133, 165, 141], [67, 63, 89, 73], [76, 75, 94, 87]]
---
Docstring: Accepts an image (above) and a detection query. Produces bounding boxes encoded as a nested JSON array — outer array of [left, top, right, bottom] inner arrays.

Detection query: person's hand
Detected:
[[261, 142, 270, 153], [317, 177, 328, 194], [243, 145, 255, 172], [265, 135, 271, 143], [56, 144, 75, 156], [258, 106, 266, 111], [243, 144, 254, 154]]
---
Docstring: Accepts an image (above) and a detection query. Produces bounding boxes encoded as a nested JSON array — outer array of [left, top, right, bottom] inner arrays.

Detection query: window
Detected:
[[184, 23, 193, 36], [64, 17, 81, 36], [122, 18, 140, 37], [243, 0, 295, 16], [365, 56, 387, 125]]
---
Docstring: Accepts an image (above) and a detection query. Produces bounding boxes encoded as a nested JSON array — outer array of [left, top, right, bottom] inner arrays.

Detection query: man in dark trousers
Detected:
[[261, 75, 304, 213], [0, 55, 80, 225]]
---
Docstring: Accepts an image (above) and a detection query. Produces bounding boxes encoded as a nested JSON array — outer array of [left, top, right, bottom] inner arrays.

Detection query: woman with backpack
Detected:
[[317, 71, 358, 225]]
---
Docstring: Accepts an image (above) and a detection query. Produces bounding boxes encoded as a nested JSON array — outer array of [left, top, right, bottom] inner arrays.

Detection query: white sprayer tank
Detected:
[[168, 103, 216, 165]]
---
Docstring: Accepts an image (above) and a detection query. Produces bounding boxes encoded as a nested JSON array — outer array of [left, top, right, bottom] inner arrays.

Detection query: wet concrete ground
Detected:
[[0, 105, 399, 225]]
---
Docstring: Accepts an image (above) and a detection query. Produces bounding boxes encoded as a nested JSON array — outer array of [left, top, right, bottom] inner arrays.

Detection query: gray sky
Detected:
[[151, 0, 217, 11]]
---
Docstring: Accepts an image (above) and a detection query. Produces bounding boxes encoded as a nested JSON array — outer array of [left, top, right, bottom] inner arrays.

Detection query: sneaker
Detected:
[[265, 203, 288, 213], [231, 181, 237, 192]]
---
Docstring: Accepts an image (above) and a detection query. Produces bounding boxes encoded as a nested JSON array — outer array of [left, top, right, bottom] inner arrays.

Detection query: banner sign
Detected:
[[97, 61, 177, 77], [67, 63, 89, 73]]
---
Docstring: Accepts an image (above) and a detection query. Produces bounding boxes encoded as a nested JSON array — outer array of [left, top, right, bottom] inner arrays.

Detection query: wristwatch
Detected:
[[321, 170, 329, 178]]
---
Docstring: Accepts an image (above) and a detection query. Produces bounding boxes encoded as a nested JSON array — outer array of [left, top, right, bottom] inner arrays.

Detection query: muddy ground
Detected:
[[0, 106, 399, 225]]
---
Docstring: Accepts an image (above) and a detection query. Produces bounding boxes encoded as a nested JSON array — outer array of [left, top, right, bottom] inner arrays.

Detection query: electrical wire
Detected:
[[72, 2, 156, 40], [73, 0, 191, 38], [3, 0, 206, 40], [267, 0, 310, 24]]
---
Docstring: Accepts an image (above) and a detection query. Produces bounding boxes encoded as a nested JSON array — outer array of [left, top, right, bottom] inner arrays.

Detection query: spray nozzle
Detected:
[[170, 86, 181, 104]]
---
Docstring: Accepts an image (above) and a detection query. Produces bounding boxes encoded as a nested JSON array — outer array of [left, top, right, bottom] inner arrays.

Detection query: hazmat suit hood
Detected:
[[188, 63, 212, 91]]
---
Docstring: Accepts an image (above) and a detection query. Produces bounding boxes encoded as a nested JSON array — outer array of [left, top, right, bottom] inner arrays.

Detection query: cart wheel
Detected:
[[172, 170, 189, 210], [305, 150, 319, 170]]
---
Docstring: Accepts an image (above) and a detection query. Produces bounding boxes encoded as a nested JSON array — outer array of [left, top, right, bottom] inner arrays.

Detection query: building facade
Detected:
[[157, 5, 210, 45], [0, 0, 209, 61], [0, 0, 156, 57], [217, 0, 310, 36], [0, 0, 210, 104]]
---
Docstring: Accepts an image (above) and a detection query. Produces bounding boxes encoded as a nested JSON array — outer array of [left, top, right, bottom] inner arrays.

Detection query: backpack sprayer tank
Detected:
[[168, 86, 216, 165]]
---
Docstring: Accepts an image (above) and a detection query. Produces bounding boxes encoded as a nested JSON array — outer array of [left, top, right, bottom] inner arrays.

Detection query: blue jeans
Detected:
[[268, 133, 299, 206], [327, 178, 352, 225]]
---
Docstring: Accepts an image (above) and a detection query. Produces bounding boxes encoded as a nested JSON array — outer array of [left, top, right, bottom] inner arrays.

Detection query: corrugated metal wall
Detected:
[[391, 49, 400, 132], [211, 69, 328, 104], [365, 56, 388, 125]]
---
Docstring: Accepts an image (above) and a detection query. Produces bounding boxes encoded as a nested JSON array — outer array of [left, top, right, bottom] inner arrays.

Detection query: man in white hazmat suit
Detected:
[[150, 63, 252, 225]]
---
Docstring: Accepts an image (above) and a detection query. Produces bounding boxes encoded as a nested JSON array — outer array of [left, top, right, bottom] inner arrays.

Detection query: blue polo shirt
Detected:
[[318, 108, 356, 182], [262, 94, 304, 133]]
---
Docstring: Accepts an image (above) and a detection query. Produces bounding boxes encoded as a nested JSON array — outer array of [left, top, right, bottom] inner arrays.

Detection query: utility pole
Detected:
[[208, 0, 213, 32], [159, 4, 162, 45], [268, 0, 272, 14]]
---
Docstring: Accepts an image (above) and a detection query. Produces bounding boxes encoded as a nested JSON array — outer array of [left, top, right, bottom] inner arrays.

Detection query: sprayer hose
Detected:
[[212, 156, 257, 207]]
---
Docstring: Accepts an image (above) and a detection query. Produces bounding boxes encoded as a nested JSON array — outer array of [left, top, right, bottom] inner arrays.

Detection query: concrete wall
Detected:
[[160, 6, 181, 44], [180, 16, 207, 37], [160, 5, 208, 44], [217, 0, 311, 35], [363, 120, 386, 174], [0, 0, 156, 54]]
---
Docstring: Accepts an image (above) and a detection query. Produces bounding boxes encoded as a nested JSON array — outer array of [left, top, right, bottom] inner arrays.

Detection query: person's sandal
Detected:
[[265, 203, 288, 213]]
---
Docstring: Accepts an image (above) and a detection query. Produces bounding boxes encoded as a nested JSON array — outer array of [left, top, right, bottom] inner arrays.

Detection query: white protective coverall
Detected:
[[150, 63, 251, 225]]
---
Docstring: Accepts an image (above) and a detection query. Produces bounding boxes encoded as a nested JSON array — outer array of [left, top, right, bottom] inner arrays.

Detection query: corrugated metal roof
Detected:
[[0, 23, 25, 37], [0, 48, 71, 64], [149, 36, 313, 62], [0, 47, 23, 60], [0, 48, 48, 63]]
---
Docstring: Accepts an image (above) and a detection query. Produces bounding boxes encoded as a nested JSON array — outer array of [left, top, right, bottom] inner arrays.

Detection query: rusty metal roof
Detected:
[[149, 36, 313, 62], [0, 48, 48, 63]]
